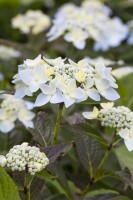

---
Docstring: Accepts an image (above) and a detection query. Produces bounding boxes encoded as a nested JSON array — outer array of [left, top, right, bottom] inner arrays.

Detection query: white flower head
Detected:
[[48, 1, 128, 51], [11, 10, 51, 35], [13, 55, 119, 108], [0, 94, 35, 133], [0, 45, 20, 60]]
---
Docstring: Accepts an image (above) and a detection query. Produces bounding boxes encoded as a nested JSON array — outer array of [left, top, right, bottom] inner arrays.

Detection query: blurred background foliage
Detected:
[[0, 0, 133, 199]]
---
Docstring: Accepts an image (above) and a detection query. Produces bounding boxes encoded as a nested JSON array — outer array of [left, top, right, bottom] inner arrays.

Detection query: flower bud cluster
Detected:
[[48, 0, 128, 51], [98, 106, 133, 130], [6, 143, 49, 175]]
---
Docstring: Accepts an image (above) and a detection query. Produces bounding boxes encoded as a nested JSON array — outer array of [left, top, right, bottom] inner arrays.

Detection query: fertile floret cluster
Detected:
[[83, 104, 133, 131], [82, 103, 133, 151], [47, 0, 128, 50], [0, 94, 35, 133], [0, 45, 20, 60], [5, 143, 49, 175], [11, 10, 51, 35], [12, 55, 119, 108], [99, 106, 133, 131]]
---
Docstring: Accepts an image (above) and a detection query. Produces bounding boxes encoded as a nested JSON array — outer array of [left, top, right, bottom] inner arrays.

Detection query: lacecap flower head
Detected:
[[12, 55, 120, 108], [11, 10, 51, 35], [0, 94, 35, 133], [47, 0, 128, 51], [0, 143, 49, 175], [82, 103, 133, 151]]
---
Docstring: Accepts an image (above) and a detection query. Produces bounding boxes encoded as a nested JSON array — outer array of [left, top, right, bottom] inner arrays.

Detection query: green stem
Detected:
[[51, 103, 64, 145], [97, 150, 110, 169], [97, 131, 116, 169], [24, 170, 33, 200]]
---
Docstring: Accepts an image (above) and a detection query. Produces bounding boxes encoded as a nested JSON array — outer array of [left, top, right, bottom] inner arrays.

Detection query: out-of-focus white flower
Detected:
[[64, 29, 89, 50], [118, 127, 133, 151], [0, 94, 35, 133], [0, 45, 20, 60], [11, 10, 51, 35], [2, 143, 49, 175], [48, 1, 128, 51], [0, 73, 4, 81], [127, 20, 133, 45], [12, 55, 119, 108], [0, 155, 7, 167], [112, 67, 133, 79], [85, 56, 125, 66]]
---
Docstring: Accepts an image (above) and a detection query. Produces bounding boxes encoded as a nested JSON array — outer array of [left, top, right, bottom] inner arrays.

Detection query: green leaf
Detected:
[[47, 161, 72, 199], [114, 144, 133, 173], [70, 123, 106, 146], [37, 170, 56, 181], [29, 111, 54, 147], [94, 168, 132, 187], [75, 133, 103, 174], [30, 177, 51, 200], [0, 166, 20, 200], [42, 142, 73, 163], [83, 193, 130, 200]]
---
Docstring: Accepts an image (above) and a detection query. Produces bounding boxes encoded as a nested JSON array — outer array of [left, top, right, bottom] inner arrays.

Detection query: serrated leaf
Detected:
[[70, 123, 106, 146], [29, 111, 54, 147], [0, 166, 20, 200], [47, 161, 72, 198], [30, 177, 51, 200], [42, 142, 73, 163], [75, 133, 103, 174], [94, 168, 132, 188]]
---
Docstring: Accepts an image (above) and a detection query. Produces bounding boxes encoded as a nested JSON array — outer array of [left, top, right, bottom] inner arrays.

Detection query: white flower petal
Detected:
[[87, 88, 100, 101], [19, 69, 32, 85], [73, 41, 86, 50], [34, 93, 50, 107], [50, 91, 63, 104], [100, 87, 120, 100], [22, 120, 34, 128], [0, 121, 15, 133], [124, 139, 133, 151], [82, 111, 94, 119], [95, 78, 110, 90], [63, 96, 75, 108]]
